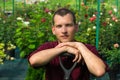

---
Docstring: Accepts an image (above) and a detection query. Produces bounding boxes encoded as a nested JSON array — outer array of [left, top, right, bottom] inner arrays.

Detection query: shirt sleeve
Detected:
[[27, 42, 52, 61], [27, 41, 58, 64], [85, 44, 99, 56]]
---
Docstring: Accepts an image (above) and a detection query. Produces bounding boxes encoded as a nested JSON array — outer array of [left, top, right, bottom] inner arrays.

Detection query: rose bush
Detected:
[[0, 0, 120, 79], [0, 8, 17, 64], [75, 2, 120, 69]]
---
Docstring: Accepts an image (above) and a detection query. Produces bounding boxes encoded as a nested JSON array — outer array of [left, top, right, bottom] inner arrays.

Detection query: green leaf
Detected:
[[28, 44, 35, 49], [14, 32, 22, 37], [28, 39, 36, 43], [20, 51, 26, 58], [37, 32, 45, 38], [16, 28, 22, 32], [16, 38, 22, 44]]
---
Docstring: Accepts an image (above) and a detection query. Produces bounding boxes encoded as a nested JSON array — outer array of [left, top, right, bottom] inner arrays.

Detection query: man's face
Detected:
[[52, 14, 78, 43]]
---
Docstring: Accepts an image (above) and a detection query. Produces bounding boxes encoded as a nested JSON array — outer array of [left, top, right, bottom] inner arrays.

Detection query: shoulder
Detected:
[[27, 41, 58, 58], [85, 44, 99, 55], [79, 42, 99, 55], [76, 41, 96, 50], [84, 44, 96, 50], [41, 41, 58, 48]]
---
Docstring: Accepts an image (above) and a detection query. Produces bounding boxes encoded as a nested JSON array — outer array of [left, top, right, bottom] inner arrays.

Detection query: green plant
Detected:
[[104, 44, 120, 68], [13, 1, 79, 80], [0, 41, 16, 64], [76, 2, 120, 69], [0, 43, 6, 64], [14, 3, 54, 58], [0, 7, 17, 64], [13, 1, 120, 79], [14, 0, 77, 58], [13, 2, 55, 80], [1, 0, 120, 79]]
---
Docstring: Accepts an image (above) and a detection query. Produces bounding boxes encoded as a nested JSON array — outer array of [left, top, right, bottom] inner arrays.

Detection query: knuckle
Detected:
[[75, 50, 79, 53]]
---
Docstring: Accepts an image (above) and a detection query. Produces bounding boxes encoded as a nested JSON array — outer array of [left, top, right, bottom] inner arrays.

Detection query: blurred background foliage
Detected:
[[0, 0, 120, 80]]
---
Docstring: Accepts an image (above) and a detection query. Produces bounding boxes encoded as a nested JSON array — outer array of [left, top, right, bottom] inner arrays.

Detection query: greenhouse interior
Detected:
[[0, 0, 120, 80]]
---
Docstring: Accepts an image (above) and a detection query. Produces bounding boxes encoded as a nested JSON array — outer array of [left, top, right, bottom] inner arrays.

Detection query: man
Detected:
[[28, 8, 108, 80]]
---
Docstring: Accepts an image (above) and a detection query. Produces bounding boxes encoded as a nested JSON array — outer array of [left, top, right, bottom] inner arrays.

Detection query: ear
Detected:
[[52, 26, 56, 35], [75, 24, 79, 32]]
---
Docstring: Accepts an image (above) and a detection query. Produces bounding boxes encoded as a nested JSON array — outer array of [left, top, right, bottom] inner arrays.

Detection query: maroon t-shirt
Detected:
[[28, 41, 103, 80]]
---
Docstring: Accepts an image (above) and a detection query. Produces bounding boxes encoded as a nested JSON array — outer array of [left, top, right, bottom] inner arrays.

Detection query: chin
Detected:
[[59, 39, 72, 43]]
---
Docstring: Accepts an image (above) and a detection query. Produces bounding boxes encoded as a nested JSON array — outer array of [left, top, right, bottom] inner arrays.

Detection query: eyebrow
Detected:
[[54, 22, 74, 26]]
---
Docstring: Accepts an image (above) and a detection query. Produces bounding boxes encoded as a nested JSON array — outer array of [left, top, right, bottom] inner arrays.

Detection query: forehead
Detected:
[[54, 14, 73, 24]]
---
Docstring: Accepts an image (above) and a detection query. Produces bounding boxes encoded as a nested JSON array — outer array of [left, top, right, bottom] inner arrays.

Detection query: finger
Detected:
[[55, 45, 61, 48], [77, 53, 82, 63], [73, 53, 79, 62], [64, 42, 75, 47], [57, 43, 66, 47], [59, 42, 74, 47], [56, 43, 65, 48]]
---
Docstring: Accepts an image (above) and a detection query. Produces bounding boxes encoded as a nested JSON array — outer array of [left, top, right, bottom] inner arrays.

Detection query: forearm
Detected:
[[78, 43, 106, 77], [29, 47, 66, 67], [54, 42, 106, 76]]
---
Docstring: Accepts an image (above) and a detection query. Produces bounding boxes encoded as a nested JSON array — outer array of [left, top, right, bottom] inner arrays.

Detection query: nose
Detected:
[[61, 26, 67, 34]]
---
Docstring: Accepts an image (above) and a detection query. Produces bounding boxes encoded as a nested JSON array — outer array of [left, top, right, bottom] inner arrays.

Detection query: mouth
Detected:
[[61, 35, 69, 39]]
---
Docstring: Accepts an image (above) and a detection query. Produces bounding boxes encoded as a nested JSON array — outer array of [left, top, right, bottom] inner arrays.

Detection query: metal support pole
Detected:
[[84, 0, 86, 5], [24, 0, 26, 8], [78, 0, 81, 15], [76, 0, 77, 9], [76, 0, 81, 14], [96, 0, 100, 50], [12, 0, 14, 16], [116, 0, 118, 16], [3, 0, 5, 13]]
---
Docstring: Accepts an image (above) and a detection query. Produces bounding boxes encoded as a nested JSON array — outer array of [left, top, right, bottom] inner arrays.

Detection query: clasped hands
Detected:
[[56, 42, 83, 63]]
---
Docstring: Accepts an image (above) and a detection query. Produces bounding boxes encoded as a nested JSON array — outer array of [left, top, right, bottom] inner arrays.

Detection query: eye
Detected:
[[65, 23, 74, 27], [56, 25, 62, 28]]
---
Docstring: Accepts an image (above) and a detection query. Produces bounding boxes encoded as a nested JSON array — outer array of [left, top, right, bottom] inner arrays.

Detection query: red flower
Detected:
[[84, 14, 88, 18], [102, 22, 107, 26], [93, 16, 96, 19], [90, 17, 94, 22], [41, 18, 46, 23], [89, 16, 96, 22], [108, 10, 112, 15]]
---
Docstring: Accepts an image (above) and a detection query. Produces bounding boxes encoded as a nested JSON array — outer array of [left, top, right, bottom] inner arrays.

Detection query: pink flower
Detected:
[[112, 16, 117, 21], [44, 8, 50, 13], [108, 10, 112, 15], [114, 43, 119, 48]]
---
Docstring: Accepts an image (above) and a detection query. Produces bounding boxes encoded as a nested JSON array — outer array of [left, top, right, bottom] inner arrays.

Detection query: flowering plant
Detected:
[[14, 3, 54, 58], [0, 41, 16, 64], [103, 43, 120, 68], [0, 43, 6, 64], [0, 0, 119, 79], [74, 2, 120, 69], [0, 9, 17, 64]]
